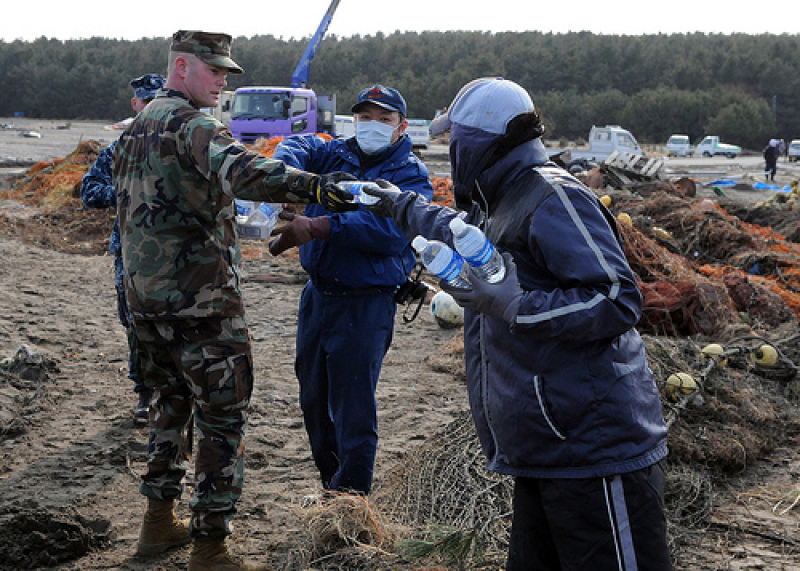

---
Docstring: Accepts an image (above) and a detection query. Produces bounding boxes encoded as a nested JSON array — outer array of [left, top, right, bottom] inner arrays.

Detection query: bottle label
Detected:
[[464, 240, 494, 266], [440, 254, 465, 283]]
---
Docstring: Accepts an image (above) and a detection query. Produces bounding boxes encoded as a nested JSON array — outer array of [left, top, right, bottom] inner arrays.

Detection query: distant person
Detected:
[[269, 85, 434, 500], [364, 77, 671, 570], [112, 30, 356, 570], [763, 139, 780, 182], [80, 73, 165, 424]]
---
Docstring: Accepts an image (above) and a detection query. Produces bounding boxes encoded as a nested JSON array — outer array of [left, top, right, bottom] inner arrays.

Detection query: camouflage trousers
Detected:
[[134, 315, 253, 537]]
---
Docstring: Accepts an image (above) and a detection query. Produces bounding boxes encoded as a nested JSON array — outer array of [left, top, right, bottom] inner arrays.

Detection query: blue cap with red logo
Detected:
[[351, 85, 407, 116]]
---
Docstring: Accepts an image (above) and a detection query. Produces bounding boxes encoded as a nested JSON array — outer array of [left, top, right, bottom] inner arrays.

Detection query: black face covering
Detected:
[[449, 123, 503, 211]]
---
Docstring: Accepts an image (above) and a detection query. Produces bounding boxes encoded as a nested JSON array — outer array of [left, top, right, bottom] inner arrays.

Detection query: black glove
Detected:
[[440, 253, 523, 324], [312, 172, 359, 213], [362, 178, 405, 217]]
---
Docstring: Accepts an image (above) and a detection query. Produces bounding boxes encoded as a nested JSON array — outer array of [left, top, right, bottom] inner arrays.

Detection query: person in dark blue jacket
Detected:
[[364, 78, 671, 570], [269, 85, 434, 496], [80, 73, 165, 423]]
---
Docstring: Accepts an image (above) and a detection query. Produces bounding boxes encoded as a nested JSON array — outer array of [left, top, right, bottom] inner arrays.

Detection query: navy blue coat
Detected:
[[273, 134, 433, 290], [389, 137, 668, 479], [80, 141, 124, 286]]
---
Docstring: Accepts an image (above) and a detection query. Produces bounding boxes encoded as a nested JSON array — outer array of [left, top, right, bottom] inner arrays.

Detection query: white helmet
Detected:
[[430, 290, 464, 329]]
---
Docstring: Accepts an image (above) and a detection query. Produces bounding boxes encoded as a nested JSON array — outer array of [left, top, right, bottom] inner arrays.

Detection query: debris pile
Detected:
[[0, 140, 110, 253], [0, 506, 111, 568], [1, 140, 100, 207], [599, 185, 800, 336], [0, 344, 58, 438]]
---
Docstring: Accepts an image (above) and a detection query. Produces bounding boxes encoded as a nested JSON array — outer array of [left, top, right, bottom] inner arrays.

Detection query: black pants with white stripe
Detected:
[[506, 461, 672, 570]]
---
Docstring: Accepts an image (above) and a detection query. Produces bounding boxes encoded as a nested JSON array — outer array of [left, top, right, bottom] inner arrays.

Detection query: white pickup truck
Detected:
[[695, 136, 741, 158], [547, 125, 643, 163]]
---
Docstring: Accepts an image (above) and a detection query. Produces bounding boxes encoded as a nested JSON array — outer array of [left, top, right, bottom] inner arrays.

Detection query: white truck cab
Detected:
[[788, 139, 800, 162], [666, 134, 694, 157]]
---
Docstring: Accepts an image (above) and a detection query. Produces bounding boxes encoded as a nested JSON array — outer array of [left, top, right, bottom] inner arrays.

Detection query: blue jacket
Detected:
[[273, 134, 434, 290], [81, 141, 124, 286], [389, 137, 668, 479]]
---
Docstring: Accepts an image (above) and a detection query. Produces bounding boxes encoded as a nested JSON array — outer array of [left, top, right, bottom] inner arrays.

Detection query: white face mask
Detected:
[[356, 120, 397, 155]]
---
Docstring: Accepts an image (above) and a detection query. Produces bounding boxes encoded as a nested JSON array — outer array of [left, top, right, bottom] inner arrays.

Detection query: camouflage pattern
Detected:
[[81, 142, 120, 261], [171, 30, 243, 74], [129, 73, 166, 100], [135, 315, 252, 537], [112, 89, 318, 321]]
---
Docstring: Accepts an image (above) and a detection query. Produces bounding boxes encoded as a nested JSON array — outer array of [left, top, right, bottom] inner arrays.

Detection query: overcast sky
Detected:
[[2, 0, 799, 42]]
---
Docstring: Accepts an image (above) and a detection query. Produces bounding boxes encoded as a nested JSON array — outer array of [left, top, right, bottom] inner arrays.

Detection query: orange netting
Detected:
[[611, 187, 800, 335], [0, 140, 101, 209]]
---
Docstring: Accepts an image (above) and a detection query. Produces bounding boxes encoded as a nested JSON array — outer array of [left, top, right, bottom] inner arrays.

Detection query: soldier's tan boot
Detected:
[[187, 536, 271, 571], [136, 497, 191, 556]]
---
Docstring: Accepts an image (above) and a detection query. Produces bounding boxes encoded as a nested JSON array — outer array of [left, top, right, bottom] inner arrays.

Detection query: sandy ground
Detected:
[[0, 118, 473, 570], [0, 235, 469, 570], [1, 118, 799, 570]]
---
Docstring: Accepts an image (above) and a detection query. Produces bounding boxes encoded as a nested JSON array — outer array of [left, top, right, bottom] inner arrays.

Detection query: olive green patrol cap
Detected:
[[171, 30, 244, 74]]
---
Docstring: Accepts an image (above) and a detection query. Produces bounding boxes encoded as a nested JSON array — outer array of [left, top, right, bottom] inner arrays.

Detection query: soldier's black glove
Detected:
[[362, 178, 405, 217], [311, 172, 359, 212]]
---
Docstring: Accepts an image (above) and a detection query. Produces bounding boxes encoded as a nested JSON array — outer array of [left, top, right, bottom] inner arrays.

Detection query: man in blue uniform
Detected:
[[270, 85, 434, 497], [80, 73, 165, 423]]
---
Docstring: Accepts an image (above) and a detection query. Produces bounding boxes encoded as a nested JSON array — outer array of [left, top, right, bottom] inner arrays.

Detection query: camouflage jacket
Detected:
[[80, 141, 121, 258], [112, 89, 316, 321]]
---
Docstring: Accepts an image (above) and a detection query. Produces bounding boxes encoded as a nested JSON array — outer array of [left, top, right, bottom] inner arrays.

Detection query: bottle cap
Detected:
[[449, 217, 467, 235], [411, 235, 428, 253]]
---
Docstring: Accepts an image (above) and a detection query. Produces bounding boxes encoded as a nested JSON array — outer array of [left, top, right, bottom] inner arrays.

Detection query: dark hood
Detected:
[[450, 122, 550, 212]]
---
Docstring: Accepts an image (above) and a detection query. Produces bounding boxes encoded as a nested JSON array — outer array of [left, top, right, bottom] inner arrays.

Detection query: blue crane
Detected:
[[291, 0, 340, 89]]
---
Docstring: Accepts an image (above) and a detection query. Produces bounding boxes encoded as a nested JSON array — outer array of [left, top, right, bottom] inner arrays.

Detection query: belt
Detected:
[[311, 280, 397, 297]]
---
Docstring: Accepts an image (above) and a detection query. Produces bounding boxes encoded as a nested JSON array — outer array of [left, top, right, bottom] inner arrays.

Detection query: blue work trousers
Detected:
[[114, 254, 145, 393], [295, 281, 396, 494]]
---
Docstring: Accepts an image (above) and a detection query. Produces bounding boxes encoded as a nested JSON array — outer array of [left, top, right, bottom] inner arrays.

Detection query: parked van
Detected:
[[334, 115, 355, 139], [666, 134, 694, 157], [405, 119, 430, 149], [789, 139, 800, 162]]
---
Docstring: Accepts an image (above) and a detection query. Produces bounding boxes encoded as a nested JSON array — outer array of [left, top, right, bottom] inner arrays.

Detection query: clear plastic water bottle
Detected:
[[412, 236, 471, 289], [449, 217, 506, 283], [336, 181, 381, 205], [246, 202, 282, 232], [234, 200, 282, 237]]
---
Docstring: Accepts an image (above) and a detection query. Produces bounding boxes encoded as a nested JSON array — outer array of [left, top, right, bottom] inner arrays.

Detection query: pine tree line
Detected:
[[1, 31, 797, 150]]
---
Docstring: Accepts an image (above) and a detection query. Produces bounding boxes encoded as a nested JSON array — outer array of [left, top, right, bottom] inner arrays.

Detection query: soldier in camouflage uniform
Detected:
[[80, 73, 165, 424], [112, 30, 357, 571]]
